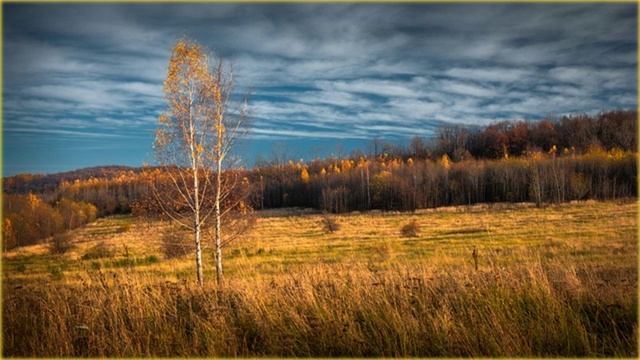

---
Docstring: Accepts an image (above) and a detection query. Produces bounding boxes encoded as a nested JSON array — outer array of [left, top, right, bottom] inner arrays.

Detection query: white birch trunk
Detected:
[[215, 156, 223, 286]]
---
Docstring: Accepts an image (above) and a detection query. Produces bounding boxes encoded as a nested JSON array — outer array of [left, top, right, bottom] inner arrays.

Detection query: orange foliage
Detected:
[[440, 154, 451, 170], [300, 167, 310, 183]]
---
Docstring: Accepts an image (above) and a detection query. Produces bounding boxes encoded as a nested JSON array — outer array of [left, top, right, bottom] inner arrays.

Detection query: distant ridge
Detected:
[[3, 165, 143, 195]]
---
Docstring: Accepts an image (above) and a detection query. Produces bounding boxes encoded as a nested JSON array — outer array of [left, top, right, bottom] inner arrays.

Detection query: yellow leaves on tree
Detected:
[[165, 38, 211, 96], [158, 113, 171, 125], [159, 37, 229, 162], [563, 147, 576, 157], [376, 170, 392, 180], [607, 148, 627, 160], [27, 193, 41, 212], [340, 159, 353, 171], [154, 38, 249, 286], [3, 219, 16, 251], [300, 167, 310, 183], [440, 154, 451, 170], [527, 150, 545, 161], [390, 158, 402, 169]]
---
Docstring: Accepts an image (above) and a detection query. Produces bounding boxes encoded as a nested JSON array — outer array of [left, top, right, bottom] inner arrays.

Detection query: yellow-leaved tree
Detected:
[[300, 167, 310, 183], [150, 38, 250, 286]]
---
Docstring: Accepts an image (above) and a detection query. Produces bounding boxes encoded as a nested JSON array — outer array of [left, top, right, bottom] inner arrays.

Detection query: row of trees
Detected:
[[3, 194, 97, 250], [253, 147, 636, 212], [57, 172, 149, 215], [390, 110, 636, 161], [4, 144, 636, 222]]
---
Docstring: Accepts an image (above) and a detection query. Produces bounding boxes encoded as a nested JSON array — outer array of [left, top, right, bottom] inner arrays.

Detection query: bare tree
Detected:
[[151, 38, 249, 286]]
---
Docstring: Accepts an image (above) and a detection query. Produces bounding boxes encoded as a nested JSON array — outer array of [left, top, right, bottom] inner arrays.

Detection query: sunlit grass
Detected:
[[2, 199, 637, 356], [3, 199, 637, 280]]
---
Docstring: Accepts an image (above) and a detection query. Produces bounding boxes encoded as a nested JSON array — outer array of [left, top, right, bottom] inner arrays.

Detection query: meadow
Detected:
[[2, 199, 637, 357]]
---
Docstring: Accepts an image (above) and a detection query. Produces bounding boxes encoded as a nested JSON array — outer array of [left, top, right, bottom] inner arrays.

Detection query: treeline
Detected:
[[49, 149, 637, 215], [57, 173, 150, 216], [3, 194, 97, 250], [377, 110, 636, 161], [252, 110, 637, 212], [253, 147, 636, 212]]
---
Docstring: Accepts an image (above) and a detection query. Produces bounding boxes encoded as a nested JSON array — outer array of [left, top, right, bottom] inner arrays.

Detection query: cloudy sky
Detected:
[[3, 3, 637, 175]]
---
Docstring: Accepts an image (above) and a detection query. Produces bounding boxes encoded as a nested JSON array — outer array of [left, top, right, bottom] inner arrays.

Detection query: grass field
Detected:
[[3, 199, 638, 357]]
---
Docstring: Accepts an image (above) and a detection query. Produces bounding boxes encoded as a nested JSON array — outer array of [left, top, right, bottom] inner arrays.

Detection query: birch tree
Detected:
[[151, 38, 249, 286]]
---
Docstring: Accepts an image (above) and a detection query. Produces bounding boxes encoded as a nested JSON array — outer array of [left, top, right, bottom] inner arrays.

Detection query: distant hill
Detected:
[[3, 165, 144, 195]]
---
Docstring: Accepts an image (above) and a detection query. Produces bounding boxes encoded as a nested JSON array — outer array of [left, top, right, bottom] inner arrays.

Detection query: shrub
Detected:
[[321, 215, 341, 233], [49, 233, 74, 254], [16, 263, 26, 273], [401, 220, 420, 238], [161, 230, 192, 259], [81, 242, 115, 260]]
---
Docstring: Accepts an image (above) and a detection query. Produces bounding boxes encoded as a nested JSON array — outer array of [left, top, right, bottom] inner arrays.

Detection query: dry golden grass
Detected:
[[2, 199, 638, 357]]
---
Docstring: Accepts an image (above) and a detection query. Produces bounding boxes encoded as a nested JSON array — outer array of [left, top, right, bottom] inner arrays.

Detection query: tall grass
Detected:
[[3, 255, 636, 357]]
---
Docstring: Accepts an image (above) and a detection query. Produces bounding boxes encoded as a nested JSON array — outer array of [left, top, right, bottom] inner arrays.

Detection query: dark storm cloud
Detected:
[[2, 3, 636, 173]]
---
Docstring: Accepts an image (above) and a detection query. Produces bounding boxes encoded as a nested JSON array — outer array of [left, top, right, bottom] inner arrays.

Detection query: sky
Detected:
[[3, 3, 637, 176]]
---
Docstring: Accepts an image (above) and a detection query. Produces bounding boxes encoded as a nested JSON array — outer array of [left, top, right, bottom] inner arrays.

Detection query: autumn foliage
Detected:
[[254, 148, 636, 213], [3, 194, 97, 250]]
